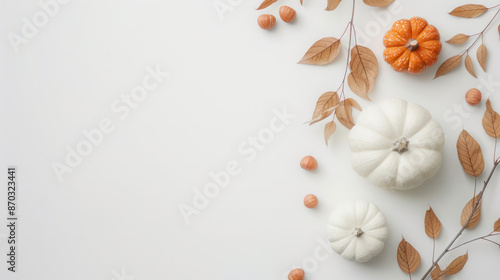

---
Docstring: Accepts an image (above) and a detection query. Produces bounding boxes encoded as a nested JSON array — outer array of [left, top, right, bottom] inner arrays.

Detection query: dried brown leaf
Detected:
[[461, 192, 482, 229], [477, 44, 487, 72], [324, 121, 336, 146], [494, 218, 500, 232], [363, 0, 394, 7], [456, 130, 484, 177], [349, 98, 362, 111], [425, 207, 442, 239], [257, 0, 278, 10], [300, 0, 303, 5], [326, 0, 342, 11], [299, 37, 341, 65], [449, 4, 488, 18], [444, 252, 468, 275], [431, 264, 445, 280], [309, 91, 339, 125], [335, 98, 361, 130], [434, 55, 462, 79], [397, 237, 421, 275], [464, 54, 476, 78], [498, 24, 500, 40], [348, 45, 378, 99], [482, 99, 500, 138], [347, 73, 370, 99], [446, 34, 470, 44]]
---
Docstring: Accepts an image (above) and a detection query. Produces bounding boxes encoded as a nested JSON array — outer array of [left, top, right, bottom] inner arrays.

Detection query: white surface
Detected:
[[0, 0, 499, 279]]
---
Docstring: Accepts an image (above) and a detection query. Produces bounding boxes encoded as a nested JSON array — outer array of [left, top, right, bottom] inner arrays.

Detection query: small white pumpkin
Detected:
[[327, 200, 388, 262], [349, 98, 445, 190]]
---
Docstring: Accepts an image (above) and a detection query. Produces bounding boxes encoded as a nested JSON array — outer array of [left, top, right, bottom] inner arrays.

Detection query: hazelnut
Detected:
[[279, 6, 296, 23], [300, 156, 317, 171], [304, 194, 318, 209], [288, 268, 305, 280], [465, 88, 481, 105], [257, 14, 276, 30]]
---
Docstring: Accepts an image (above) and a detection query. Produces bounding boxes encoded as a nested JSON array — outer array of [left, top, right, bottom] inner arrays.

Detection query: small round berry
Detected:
[[279, 6, 296, 23], [304, 194, 318, 209], [300, 156, 317, 171], [257, 14, 276, 30], [288, 268, 305, 280], [465, 88, 481, 105]]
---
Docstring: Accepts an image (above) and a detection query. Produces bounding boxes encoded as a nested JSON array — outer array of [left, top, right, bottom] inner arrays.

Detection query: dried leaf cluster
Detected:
[[255, 0, 390, 146], [397, 100, 500, 280], [434, 4, 500, 79], [297, 0, 392, 145]]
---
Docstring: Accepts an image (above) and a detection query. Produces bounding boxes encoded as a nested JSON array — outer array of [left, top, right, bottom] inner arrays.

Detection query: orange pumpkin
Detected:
[[383, 17, 441, 74]]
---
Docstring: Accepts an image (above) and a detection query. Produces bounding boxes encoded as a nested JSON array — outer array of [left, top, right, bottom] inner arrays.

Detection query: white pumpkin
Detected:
[[349, 98, 445, 190], [327, 200, 388, 262]]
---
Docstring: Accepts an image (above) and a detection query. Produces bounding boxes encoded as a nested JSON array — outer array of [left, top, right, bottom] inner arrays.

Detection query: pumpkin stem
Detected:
[[405, 39, 419, 52], [354, 227, 364, 237], [393, 137, 409, 153]]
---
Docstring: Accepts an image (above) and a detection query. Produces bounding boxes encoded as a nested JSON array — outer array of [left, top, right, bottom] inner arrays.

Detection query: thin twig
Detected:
[[321, 0, 357, 124], [481, 238, 500, 247], [489, 3, 500, 9], [338, 21, 352, 41], [473, 176, 477, 198], [449, 232, 500, 251], [458, 8, 500, 57], [432, 239, 435, 263], [336, 0, 356, 99], [494, 138, 497, 163]]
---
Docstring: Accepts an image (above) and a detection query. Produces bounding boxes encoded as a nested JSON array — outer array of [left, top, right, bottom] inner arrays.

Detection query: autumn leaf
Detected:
[[425, 207, 442, 239], [498, 24, 500, 40], [477, 44, 487, 72], [324, 121, 337, 145], [348, 45, 378, 99], [446, 34, 470, 44], [444, 252, 468, 275], [494, 218, 500, 232], [464, 54, 476, 78], [335, 98, 362, 130], [456, 130, 484, 177], [300, 0, 303, 5], [363, 0, 394, 7], [430, 264, 445, 280], [434, 55, 462, 79], [347, 74, 370, 99], [257, 0, 278, 10], [299, 37, 341, 65], [397, 237, 421, 275], [309, 91, 339, 125], [461, 192, 482, 229], [326, 0, 342, 11], [482, 99, 500, 138], [449, 4, 488, 18]]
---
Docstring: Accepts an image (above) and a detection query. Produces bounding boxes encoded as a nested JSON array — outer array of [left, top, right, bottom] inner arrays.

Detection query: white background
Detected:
[[0, 0, 499, 279]]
